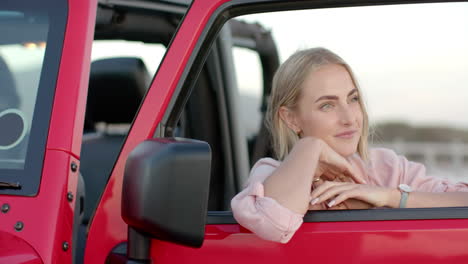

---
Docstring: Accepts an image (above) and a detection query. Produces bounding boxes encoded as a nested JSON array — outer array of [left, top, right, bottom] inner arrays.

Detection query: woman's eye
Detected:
[[320, 103, 333, 110], [350, 95, 360, 103]]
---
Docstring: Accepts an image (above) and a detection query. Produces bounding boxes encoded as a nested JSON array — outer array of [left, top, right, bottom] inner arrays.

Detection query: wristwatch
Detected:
[[398, 184, 412, 208]]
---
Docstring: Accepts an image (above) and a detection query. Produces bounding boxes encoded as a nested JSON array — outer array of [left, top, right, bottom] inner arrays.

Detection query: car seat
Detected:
[[76, 57, 150, 264]]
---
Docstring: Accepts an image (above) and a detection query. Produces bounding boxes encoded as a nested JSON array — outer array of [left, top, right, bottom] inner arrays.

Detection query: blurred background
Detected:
[[231, 2, 468, 182]]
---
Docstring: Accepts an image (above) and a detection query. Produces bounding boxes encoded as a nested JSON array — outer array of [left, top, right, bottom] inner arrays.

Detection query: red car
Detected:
[[1, 0, 468, 263]]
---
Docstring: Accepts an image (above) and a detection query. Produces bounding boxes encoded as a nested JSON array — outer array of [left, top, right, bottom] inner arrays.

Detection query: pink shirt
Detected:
[[231, 148, 468, 243]]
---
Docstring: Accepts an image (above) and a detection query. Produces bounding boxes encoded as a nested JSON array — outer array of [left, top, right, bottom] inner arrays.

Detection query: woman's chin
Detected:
[[323, 138, 359, 158], [339, 150, 356, 158], [333, 145, 358, 158]]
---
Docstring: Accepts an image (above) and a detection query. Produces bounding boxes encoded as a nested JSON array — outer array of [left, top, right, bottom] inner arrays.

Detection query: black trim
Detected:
[[162, 2, 229, 133], [215, 0, 466, 17], [99, 0, 188, 14], [207, 207, 468, 224], [122, 138, 211, 248], [182, 65, 226, 211], [204, 42, 237, 210], [0, 0, 68, 196], [207, 211, 237, 224]]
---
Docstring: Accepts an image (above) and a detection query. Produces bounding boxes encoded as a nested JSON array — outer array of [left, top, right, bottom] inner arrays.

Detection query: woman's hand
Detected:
[[310, 181, 396, 208], [330, 198, 373, 210], [308, 197, 372, 210], [261, 137, 366, 214], [310, 138, 366, 184], [310, 174, 372, 210]]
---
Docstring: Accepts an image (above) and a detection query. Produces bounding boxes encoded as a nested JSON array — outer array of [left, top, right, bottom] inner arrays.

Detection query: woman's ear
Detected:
[[278, 106, 301, 134]]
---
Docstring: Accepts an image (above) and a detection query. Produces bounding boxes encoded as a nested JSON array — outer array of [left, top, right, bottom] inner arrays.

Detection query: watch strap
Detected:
[[399, 190, 409, 208]]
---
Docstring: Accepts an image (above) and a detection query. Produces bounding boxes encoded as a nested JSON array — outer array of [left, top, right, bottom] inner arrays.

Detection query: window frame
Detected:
[[160, 0, 468, 223], [0, 0, 68, 196]]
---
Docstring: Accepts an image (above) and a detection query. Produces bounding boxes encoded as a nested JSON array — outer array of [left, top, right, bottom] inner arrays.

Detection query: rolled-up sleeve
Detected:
[[231, 158, 304, 243], [379, 149, 468, 193], [402, 158, 468, 192]]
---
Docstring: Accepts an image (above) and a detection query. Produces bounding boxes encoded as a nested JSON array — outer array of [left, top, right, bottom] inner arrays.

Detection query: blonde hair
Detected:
[[266, 47, 369, 161]]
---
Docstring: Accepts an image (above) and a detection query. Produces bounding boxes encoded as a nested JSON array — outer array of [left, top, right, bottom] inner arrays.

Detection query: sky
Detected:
[[234, 2, 468, 129]]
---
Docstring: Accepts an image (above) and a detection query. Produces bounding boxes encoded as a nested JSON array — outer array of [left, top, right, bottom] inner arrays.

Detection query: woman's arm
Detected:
[[231, 137, 364, 243], [264, 137, 365, 214], [263, 137, 322, 214], [310, 148, 468, 208], [310, 182, 468, 208], [231, 141, 320, 243]]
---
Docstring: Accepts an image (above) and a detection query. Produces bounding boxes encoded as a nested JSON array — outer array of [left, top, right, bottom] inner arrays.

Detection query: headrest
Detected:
[[0, 56, 20, 112], [85, 57, 150, 129]]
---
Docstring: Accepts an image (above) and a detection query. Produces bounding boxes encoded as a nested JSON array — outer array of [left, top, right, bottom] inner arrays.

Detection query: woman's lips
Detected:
[[335, 130, 357, 139]]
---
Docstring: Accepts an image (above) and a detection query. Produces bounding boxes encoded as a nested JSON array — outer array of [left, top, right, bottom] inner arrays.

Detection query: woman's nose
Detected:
[[338, 105, 354, 126]]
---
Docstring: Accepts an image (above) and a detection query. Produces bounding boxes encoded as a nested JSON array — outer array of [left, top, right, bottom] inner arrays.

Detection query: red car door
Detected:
[[86, 0, 468, 263]]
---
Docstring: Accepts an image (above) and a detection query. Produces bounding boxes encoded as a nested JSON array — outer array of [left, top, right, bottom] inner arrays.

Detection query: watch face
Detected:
[[399, 184, 412, 192]]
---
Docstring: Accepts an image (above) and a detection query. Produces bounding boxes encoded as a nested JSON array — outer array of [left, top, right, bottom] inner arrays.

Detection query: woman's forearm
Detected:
[[263, 138, 322, 214]]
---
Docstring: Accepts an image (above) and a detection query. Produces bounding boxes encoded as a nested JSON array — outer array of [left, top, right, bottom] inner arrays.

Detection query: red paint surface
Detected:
[[0, 151, 78, 264], [0, 0, 96, 263], [149, 220, 468, 263], [84, 0, 230, 263], [0, 231, 42, 264], [47, 0, 97, 159]]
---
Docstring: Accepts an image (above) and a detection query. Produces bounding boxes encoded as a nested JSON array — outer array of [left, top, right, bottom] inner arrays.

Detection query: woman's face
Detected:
[[283, 64, 363, 157]]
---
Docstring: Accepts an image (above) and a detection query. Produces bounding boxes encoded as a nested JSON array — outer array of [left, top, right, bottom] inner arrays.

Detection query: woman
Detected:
[[231, 47, 468, 243]]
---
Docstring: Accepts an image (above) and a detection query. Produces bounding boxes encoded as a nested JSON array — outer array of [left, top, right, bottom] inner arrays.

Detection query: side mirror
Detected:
[[121, 138, 211, 260]]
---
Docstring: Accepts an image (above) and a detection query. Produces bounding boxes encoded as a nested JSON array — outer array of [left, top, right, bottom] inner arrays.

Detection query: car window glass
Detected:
[[92, 40, 166, 76], [0, 10, 48, 170], [232, 47, 263, 145], [0, 0, 67, 196], [87, 40, 166, 133]]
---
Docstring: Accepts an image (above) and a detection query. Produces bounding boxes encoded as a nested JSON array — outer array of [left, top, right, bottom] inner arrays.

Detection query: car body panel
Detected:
[[149, 220, 468, 263], [47, 0, 97, 159], [0, 151, 78, 263], [0, 231, 42, 264], [85, 0, 230, 262], [0, 0, 96, 263]]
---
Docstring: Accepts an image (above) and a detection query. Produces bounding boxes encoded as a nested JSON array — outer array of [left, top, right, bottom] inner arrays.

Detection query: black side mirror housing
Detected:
[[122, 138, 211, 249]]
